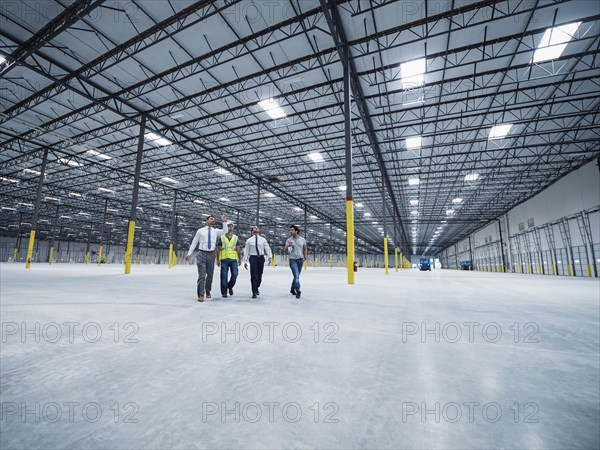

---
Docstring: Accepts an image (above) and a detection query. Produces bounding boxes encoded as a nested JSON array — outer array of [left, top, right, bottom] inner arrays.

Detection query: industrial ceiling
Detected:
[[1, 0, 599, 256]]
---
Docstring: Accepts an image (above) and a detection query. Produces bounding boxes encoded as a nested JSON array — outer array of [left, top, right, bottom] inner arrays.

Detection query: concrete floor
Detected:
[[1, 263, 598, 449]]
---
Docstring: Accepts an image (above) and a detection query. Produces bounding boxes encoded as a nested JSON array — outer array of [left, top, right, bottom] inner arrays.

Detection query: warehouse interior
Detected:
[[1, 1, 599, 449]]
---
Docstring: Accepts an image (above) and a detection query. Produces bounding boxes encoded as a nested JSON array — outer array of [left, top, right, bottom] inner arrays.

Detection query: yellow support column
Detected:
[[98, 245, 103, 267], [384, 237, 389, 275], [551, 264, 556, 276], [394, 247, 398, 272], [13, 247, 18, 263], [168, 243, 173, 269], [124, 220, 135, 275], [567, 264, 573, 276], [84, 252, 89, 264], [400, 252, 403, 270], [587, 264, 592, 278], [25, 231, 36, 269], [272, 254, 276, 268], [48, 247, 54, 265], [304, 259, 307, 270], [527, 265, 531, 274], [173, 253, 177, 266], [346, 199, 355, 285], [329, 253, 332, 270]]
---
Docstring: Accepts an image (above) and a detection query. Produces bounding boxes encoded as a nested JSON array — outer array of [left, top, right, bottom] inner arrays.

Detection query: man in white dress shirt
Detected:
[[185, 213, 230, 302], [243, 226, 272, 299]]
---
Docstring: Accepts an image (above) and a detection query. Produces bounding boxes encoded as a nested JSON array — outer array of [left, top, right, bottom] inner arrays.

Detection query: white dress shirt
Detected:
[[187, 221, 230, 255], [243, 234, 272, 263]]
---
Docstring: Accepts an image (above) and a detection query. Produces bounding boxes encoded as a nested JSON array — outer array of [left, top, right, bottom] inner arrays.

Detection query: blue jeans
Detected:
[[289, 258, 303, 292], [220, 259, 238, 295]]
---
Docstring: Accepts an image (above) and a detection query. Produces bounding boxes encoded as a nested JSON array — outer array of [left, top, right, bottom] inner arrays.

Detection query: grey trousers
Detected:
[[196, 250, 216, 296]]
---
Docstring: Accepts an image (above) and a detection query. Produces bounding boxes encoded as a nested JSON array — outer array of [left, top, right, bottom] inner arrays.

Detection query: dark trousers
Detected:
[[196, 250, 216, 297], [220, 259, 238, 295], [249, 255, 265, 295]]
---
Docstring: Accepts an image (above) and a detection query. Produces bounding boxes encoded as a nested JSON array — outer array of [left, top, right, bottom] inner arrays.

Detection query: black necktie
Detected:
[[255, 235, 260, 255]]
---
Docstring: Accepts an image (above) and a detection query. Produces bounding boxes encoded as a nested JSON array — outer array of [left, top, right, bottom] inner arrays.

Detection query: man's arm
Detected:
[[216, 213, 231, 236], [236, 244, 241, 263], [216, 235, 222, 266], [185, 229, 201, 260], [264, 240, 272, 259], [303, 241, 308, 260], [243, 239, 251, 269]]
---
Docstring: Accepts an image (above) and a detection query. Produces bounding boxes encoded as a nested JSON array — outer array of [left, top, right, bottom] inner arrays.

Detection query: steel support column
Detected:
[[169, 190, 178, 269], [98, 199, 108, 266], [382, 178, 388, 275], [25, 148, 49, 269], [48, 204, 60, 265], [125, 115, 146, 274]]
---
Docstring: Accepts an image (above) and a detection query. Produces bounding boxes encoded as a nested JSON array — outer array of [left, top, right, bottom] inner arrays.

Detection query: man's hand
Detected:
[[216, 260, 221, 267], [185, 255, 190, 262], [238, 259, 242, 265], [267, 259, 272, 265], [221, 213, 228, 222], [244, 263, 248, 270]]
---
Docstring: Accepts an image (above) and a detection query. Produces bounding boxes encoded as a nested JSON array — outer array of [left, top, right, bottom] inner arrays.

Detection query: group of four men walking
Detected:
[[185, 214, 307, 302]]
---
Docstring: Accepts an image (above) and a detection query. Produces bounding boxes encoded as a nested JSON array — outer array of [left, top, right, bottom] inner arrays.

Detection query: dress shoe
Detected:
[[256, 289, 260, 295], [205, 291, 211, 298], [252, 294, 257, 299], [197, 296, 204, 302], [222, 294, 228, 298], [228, 287, 233, 295], [290, 288, 297, 295], [295, 291, 301, 299]]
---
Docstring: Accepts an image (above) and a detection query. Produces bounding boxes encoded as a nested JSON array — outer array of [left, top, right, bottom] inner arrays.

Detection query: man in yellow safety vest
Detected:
[[216, 222, 241, 298]]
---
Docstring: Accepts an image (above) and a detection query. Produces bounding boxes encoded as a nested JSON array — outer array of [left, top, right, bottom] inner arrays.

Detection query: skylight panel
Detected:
[[307, 152, 324, 163], [145, 132, 173, 147], [533, 22, 581, 63], [405, 136, 422, 149], [58, 158, 81, 167], [401, 58, 426, 89], [258, 99, 286, 119], [489, 124, 513, 140], [86, 149, 111, 160]]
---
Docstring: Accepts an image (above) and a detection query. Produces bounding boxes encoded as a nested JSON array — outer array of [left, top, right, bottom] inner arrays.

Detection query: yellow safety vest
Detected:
[[219, 234, 238, 260]]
